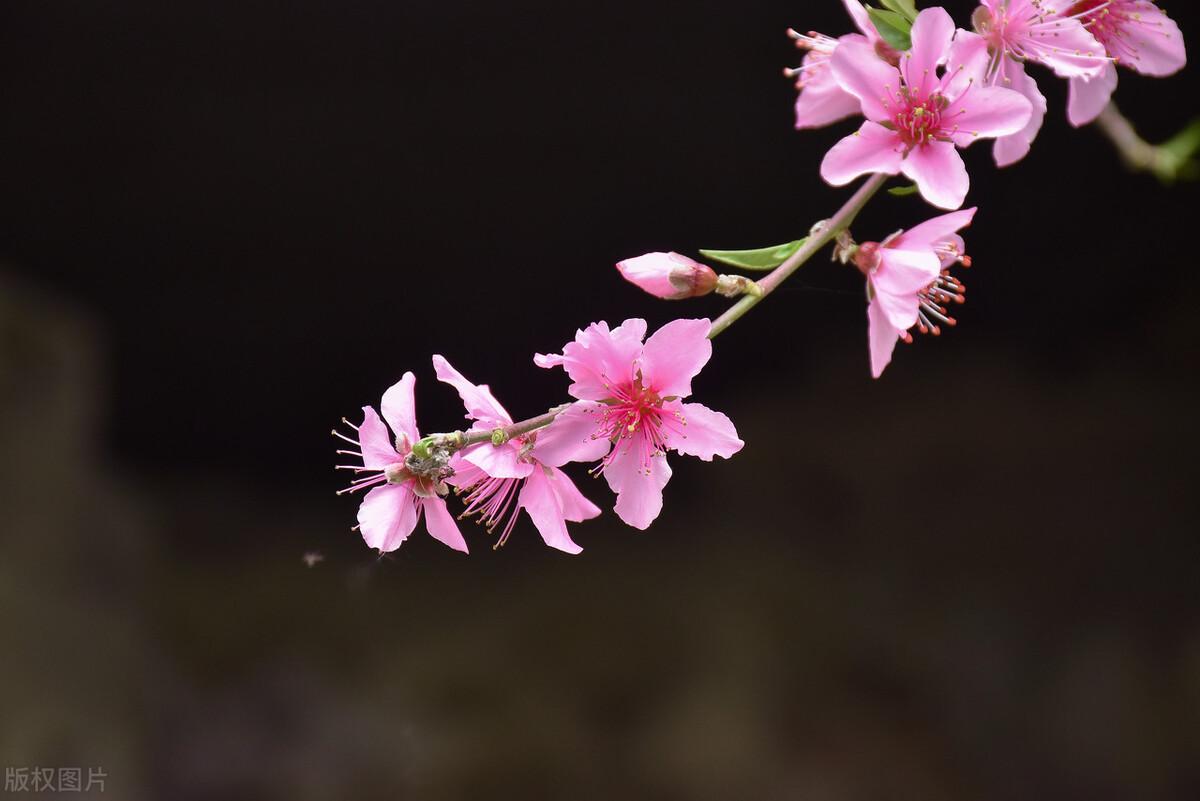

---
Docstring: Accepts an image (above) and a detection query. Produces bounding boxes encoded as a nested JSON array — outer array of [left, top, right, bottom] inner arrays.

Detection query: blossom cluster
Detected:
[[336, 0, 1186, 556]]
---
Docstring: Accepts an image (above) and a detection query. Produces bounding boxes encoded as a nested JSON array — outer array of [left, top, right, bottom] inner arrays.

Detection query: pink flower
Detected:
[[854, 208, 976, 378], [534, 318, 743, 530], [334, 372, 468, 554], [787, 0, 899, 130], [971, 0, 1108, 166], [616, 252, 718, 300], [1047, 1, 1187, 126], [820, 7, 1034, 209], [432, 355, 604, 554]]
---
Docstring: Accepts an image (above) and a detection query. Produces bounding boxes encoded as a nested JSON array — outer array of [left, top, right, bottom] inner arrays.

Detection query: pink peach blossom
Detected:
[[1047, 0, 1187, 127], [616, 252, 718, 300], [534, 318, 743, 530], [821, 7, 1033, 209], [855, 208, 976, 378], [433, 355, 604, 554], [971, 0, 1108, 166], [788, 0, 898, 130], [334, 373, 468, 554]]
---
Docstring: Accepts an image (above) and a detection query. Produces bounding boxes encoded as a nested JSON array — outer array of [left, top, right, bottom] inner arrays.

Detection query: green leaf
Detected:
[[878, 0, 918, 23], [887, 183, 920, 196], [698, 239, 808, 271], [867, 7, 912, 52]]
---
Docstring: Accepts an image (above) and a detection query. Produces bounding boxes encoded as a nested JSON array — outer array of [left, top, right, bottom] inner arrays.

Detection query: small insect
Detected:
[[302, 551, 325, 568]]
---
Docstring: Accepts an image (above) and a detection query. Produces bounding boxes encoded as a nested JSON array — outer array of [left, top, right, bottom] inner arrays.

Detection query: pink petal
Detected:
[[867, 299, 901, 379], [1018, 9, 1108, 79], [874, 248, 942, 300], [945, 86, 1033, 145], [518, 467, 583, 555], [1067, 64, 1117, 127], [431, 354, 512, 427], [357, 484, 418, 552], [794, 66, 865, 129], [444, 456, 486, 490], [664, 401, 744, 462], [605, 447, 673, 531], [829, 41, 903, 123], [640, 318, 712, 399], [820, 121, 905, 187], [463, 441, 535, 479], [889, 208, 976, 254], [529, 401, 612, 468], [942, 30, 991, 97], [842, 0, 876, 39], [902, 7, 955, 99], [991, 60, 1047, 167], [544, 465, 602, 523], [533, 319, 647, 402], [356, 405, 400, 469], [900, 141, 969, 210], [421, 496, 469, 553], [380, 371, 420, 446], [1122, 5, 1186, 77]]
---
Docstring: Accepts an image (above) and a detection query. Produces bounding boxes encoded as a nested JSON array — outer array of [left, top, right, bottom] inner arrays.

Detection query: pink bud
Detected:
[[615, 252, 718, 300]]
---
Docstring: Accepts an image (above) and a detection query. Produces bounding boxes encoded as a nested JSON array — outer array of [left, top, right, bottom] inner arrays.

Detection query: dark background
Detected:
[[1, 1, 1198, 799]]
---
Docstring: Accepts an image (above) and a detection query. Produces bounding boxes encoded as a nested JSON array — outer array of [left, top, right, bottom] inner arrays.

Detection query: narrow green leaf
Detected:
[[698, 238, 808, 271], [887, 183, 920, 196], [879, 0, 918, 23], [867, 7, 912, 52]]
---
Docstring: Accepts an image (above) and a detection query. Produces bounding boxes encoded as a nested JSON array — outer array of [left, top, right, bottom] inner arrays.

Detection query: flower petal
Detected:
[[534, 319, 647, 401], [1067, 64, 1117, 127], [544, 465, 602, 523], [874, 248, 942, 301], [990, 60, 1047, 167], [795, 62, 865, 130], [640, 318, 712, 399], [889, 208, 976, 254], [529, 401, 612, 467], [820, 121, 905, 187], [432, 354, 512, 427], [519, 467, 583, 555], [942, 30, 991, 97], [463, 441, 534, 479], [867, 298, 901, 379], [829, 40, 903, 123], [842, 0, 876, 39], [665, 401, 744, 462], [1121, 4, 1186, 78], [945, 86, 1033, 146], [900, 141, 969, 210], [380, 371, 420, 447], [421, 496, 469, 553], [356, 405, 399, 469], [605, 448, 673, 531], [357, 484, 418, 552], [902, 7, 955, 99]]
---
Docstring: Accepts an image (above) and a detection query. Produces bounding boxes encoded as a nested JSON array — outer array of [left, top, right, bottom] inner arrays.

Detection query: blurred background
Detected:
[[1, 1, 1198, 799]]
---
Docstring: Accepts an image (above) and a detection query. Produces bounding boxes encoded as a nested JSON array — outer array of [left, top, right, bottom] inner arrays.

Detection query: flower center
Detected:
[[894, 92, 948, 148], [589, 375, 684, 476]]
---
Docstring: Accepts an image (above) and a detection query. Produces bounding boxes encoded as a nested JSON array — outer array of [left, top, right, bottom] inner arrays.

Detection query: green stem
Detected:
[[707, 172, 888, 339], [1094, 102, 1200, 182]]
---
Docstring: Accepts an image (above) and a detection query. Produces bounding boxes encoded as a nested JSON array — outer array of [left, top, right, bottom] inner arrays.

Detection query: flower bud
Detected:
[[615, 252, 719, 300]]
